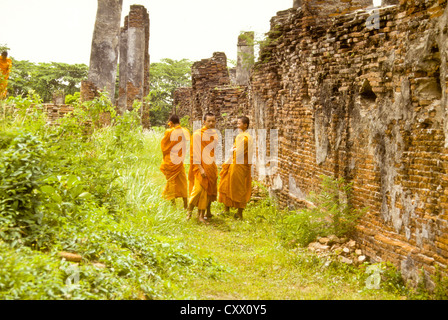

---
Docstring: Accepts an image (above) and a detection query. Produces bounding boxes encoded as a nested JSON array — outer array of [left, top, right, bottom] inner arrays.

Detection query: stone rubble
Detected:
[[307, 235, 369, 266]]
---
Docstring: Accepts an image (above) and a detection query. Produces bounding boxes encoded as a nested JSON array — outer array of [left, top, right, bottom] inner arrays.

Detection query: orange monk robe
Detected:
[[188, 126, 219, 210], [160, 125, 190, 200], [0, 57, 12, 99], [218, 131, 254, 209]]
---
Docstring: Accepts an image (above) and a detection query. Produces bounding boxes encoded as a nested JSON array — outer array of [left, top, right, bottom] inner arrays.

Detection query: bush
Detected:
[[278, 175, 366, 247], [65, 92, 81, 105], [0, 132, 47, 246]]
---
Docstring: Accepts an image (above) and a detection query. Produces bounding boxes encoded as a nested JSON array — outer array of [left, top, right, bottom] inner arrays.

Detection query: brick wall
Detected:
[[174, 51, 251, 132], [173, 87, 193, 119], [42, 104, 74, 123], [250, 0, 448, 285]]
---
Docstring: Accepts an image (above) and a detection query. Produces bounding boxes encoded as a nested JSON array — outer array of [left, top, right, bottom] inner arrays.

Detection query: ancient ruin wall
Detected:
[[174, 51, 251, 132], [190, 52, 232, 127], [250, 0, 448, 284], [118, 5, 150, 128], [173, 87, 193, 120]]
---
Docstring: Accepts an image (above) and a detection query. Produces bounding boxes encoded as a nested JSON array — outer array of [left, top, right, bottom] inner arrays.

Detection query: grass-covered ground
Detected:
[[0, 93, 442, 300]]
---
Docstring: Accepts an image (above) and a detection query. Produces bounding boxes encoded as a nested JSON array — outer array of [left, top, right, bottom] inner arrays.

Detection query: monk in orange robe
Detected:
[[0, 51, 12, 99], [160, 114, 190, 209], [187, 113, 219, 224], [218, 116, 254, 220]]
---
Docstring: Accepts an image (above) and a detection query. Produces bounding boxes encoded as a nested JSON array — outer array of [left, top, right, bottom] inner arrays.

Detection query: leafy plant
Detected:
[[0, 44, 10, 53], [0, 131, 47, 246], [278, 175, 366, 247], [65, 92, 81, 105]]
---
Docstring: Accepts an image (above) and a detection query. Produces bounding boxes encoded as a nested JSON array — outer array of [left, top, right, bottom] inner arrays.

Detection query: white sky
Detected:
[[0, 0, 295, 66]]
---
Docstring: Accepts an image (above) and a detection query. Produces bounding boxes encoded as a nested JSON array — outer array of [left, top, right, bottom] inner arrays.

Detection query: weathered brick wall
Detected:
[[207, 85, 250, 132], [42, 104, 74, 123], [173, 87, 193, 119], [250, 0, 448, 285], [191, 52, 232, 126], [174, 51, 251, 132]]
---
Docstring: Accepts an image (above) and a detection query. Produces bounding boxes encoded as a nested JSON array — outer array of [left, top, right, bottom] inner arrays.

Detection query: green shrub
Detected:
[[0, 132, 47, 246], [65, 92, 81, 105], [278, 175, 366, 247], [110, 107, 143, 152]]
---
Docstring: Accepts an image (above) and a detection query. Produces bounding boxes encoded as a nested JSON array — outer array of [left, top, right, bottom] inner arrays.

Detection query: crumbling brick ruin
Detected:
[[174, 0, 448, 287], [81, 1, 150, 128], [173, 51, 252, 132], [118, 5, 150, 127]]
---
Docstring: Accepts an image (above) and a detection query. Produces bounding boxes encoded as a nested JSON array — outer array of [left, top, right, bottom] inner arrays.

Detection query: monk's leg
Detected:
[[171, 199, 176, 207], [183, 197, 188, 209], [198, 210, 208, 224], [234, 208, 244, 220], [217, 205, 229, 216], [187, 203, 195, 220], [206, 201, 213, 219]]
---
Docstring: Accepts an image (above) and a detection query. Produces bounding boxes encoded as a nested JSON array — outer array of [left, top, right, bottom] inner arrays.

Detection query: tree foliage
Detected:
[[147, 58, 192, 127], [7, 59, 88, 102]]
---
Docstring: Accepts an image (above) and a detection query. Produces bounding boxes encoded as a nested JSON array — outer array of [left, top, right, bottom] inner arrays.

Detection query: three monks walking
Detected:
[[160, 113, 254, 224]]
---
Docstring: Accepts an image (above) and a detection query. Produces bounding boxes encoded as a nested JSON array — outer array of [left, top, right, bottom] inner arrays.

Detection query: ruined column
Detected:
[[83, 0, 123, 102], [126, 5, 148, 110], [236, 32, 255, 86], [142, 8, 151, 129], [117, 17, 128, 114], [191, 52, 230, 120], [117, 5, 150, 127]]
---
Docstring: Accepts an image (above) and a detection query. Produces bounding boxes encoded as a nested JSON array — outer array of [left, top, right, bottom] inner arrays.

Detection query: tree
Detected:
[[147, 58, 192, 127], [7, 59, 88, 102]]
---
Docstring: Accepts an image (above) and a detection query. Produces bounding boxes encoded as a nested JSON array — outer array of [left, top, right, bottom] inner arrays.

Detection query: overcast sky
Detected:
[[0, 0, 297, 66]]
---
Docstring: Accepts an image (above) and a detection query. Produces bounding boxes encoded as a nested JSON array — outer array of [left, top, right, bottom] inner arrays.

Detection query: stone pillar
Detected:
[[117, 17, 128, 114], [142, 8, 151, 129], [126, 5, 147, 109], [52, 92, 65, 105], [84, 0, 123, 102], [191, 52, 230, 121], [236, 32, 255, 86], [117, 5, 150, 128]]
